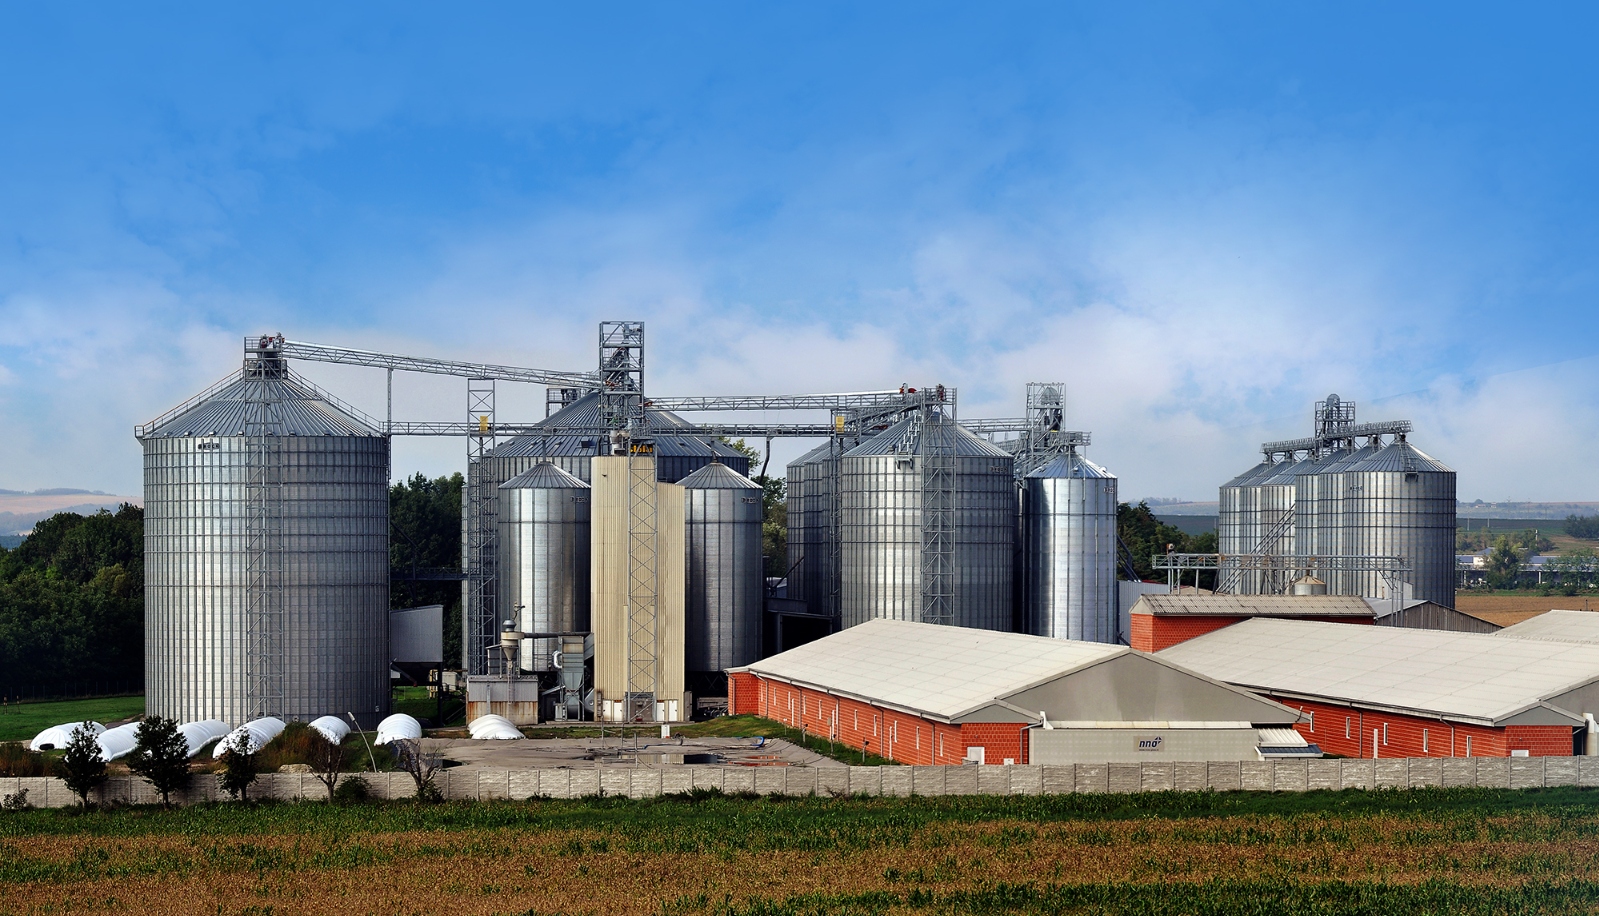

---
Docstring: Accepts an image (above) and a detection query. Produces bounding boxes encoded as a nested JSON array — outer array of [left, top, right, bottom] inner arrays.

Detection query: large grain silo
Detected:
[[463, 392, 750, 673], [679, 461, 765, 677], [1218, 456, 1273, 565], [1304, 443, 1377, 593], [784, 440, 838, 619], [1341, 439, 1456, 606], [1217, 395, 1456, 608], [138, 345, 390, 728], [496, 462, 590, 673], [1022, 448, 1119, 642], [839, 412, 1014, 631]]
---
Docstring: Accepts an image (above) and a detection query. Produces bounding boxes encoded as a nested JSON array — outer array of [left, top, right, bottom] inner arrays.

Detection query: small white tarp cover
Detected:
[[177, 719, 231, 758], [467, 714, 523, 740], [374, 713, 423, 745], [95, 722, 142, 762], [308, 715, 350, 745], [213, 717, 286, 758], [30, 721, 105, 751]]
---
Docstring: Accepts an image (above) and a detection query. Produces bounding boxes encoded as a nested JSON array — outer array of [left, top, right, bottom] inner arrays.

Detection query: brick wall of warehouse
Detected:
[[730, 672, 1030, 765], [1278, 696, 1575, 758], [1133, 614, 1373, 653]]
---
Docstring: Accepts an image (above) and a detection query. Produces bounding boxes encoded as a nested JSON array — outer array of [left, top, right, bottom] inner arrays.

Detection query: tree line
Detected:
[[0, 505, 144, 697]]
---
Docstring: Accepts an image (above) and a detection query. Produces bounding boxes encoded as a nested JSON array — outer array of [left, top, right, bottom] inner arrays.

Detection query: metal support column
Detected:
[[465, 377, 498, 675], [625, 448, 660, 721], [243, 336, 286, 720], [919, 410, 957, 625]]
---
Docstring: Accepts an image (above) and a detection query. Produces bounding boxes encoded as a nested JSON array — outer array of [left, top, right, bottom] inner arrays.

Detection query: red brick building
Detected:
[[1128, 594, 1375, 653], [728, 619, 1301, 766], [1161, 618, 1598, 758]]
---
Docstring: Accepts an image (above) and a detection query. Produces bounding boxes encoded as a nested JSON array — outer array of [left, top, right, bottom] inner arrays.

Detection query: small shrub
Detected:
[[0, 742, 48, 777], [333, 775, 371, 804], [2, 788, 30, 811], [218, 748, 260, 802], [57, 724, 107, 806], [127, 716, 191, 806]]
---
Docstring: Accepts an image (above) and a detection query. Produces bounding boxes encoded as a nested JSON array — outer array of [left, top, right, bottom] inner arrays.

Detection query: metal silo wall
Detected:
[[840, 453, 919, 627], [463, 445, 752, 674], [784, 445, 837, 617], [1249, 460, 1298, 594], [839, 448, 1014, 631], [1314, 445, 1375, 594], [1023, 469, 1119, 642], [144, 435, 390, 729], [954, 455, 1016, 631], [1341, 446, 1457, 607], [684, 485, 765, 671], [784, 458, 808, 604], [496, 485, 590, 673], [1218, 460, 1269, 588]]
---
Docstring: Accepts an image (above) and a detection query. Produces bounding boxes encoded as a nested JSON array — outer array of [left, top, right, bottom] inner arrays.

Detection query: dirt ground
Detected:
[[1454, 594, 1599, 627]]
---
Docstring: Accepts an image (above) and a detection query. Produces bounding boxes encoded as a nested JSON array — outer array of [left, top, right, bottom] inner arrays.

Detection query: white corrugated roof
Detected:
[[731, 619, 1126, 721], [1159, 618, 1599, 725], [1132, 594, 1374, 617], [1496, 609, 1599, 645]]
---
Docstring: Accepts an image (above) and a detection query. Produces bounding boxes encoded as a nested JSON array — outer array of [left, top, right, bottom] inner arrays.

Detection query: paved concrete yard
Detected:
[[425, 735, 845, 769]]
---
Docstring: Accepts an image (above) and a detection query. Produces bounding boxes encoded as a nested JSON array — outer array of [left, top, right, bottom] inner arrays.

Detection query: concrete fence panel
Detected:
[[1041, 765, 1074, 794], [1010, 765, 1043, 795], [6, 757, 1599, 810], [944, 765, 978, 796], [1075, 763, 1109, 794], [912, 767, 946, 797], [977, 767, 1009, 796], [880, 767, 912, 797]]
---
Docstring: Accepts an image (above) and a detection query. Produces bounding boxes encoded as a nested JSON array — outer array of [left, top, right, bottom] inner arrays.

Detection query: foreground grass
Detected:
[[1, 787, 1597, 914], [0, 696, 145, 743]]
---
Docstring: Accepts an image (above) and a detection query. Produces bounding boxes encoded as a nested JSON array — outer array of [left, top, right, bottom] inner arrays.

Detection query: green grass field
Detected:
[[0, 695, 144, 742], [1, 787, 1596, 914], [392, 685, 466, 726]]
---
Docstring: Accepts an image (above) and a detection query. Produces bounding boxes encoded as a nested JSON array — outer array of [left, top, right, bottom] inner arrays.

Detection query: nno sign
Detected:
[[1137, 736, 1164, 751]]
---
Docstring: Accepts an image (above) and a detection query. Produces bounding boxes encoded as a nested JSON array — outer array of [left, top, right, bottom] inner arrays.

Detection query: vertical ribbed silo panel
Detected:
[[680, 463, 764, 671], [1023, 452, 1118, 643], [785, 458, 807, 605], [497, 463, 591, 673]]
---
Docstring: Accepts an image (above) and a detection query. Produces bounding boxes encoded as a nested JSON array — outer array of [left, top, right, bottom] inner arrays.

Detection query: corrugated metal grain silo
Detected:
[[463, 391, 751, 673], [1022, 448, 1119, 642], [1248, 458, 1299, 593], [1218, 456, 1273, 561], [784, 440, 838, 619], [496, 462, 590, 673], [137, 348, 389, 728], [1341, 439, 1456, 606], [679, 461, 765, 672], [1309, 443, 1379, 593], [839, 413, 1014, 631]]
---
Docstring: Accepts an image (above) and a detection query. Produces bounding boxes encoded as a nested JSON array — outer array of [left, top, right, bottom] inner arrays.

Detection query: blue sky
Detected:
[[2, 4, 1597, 501]]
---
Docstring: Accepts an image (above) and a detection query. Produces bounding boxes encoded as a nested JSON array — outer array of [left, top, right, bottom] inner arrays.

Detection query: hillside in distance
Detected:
[[0, 489, 143, 535]]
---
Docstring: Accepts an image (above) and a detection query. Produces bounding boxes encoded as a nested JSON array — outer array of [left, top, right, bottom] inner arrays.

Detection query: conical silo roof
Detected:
[[499, 461, 590, 490], [678, 461, 761, 489], [486, 391, 747, 461], [1223, 457, 1275, 488], [843, 415, 1011, 459], [786, 440, 835, 472], [139, 373, 382, 438], [1258, 457, 1300, 486], [1347, 441, 1454, 474], [1027, 450, 1115, 480]]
